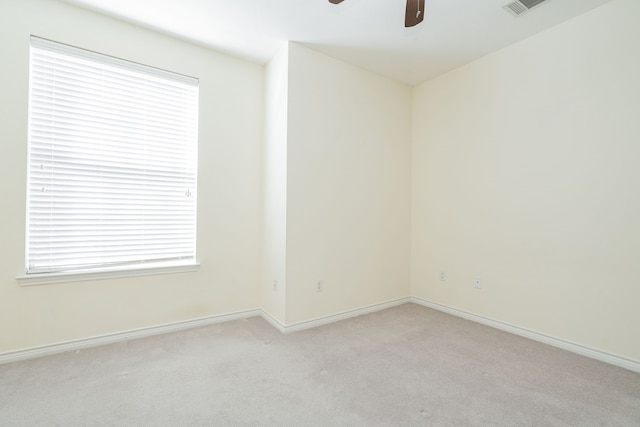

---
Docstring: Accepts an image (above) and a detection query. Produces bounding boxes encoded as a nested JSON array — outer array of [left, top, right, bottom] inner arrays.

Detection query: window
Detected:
[[26, 37, 199, 277]]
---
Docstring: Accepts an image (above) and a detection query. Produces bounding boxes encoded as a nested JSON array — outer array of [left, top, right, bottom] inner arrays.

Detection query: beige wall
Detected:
[[261, 44, 289, 323], [411, 0, 640, 362], [0, 1, 412, 352], [0, 0, 264, 352], [285, 44, 412, 324], [2, 0, 638, 367], [261, 43, 412, 326]]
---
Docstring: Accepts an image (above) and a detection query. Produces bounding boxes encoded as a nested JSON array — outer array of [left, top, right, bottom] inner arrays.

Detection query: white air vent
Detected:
[[504, 0, 550, 17]]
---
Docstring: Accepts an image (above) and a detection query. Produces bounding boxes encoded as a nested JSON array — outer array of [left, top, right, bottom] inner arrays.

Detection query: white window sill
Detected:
[[16, 262, 200, 286]]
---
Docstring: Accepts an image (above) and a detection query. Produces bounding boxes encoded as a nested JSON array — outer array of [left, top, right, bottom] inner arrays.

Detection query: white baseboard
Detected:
[[6, 297, 636, 374], [280, 297, 412, 334], [0, 298, 411, 365], [0, 309, 262, 365], [411, 297, 640, 374], [259, 310, 286, 333]]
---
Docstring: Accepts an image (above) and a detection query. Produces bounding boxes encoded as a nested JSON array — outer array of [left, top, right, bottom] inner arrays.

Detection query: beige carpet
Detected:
[[1, 303, 639, 426]]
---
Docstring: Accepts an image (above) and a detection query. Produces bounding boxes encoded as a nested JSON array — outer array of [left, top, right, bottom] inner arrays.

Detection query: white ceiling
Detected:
[[63, 0, 612, 86]]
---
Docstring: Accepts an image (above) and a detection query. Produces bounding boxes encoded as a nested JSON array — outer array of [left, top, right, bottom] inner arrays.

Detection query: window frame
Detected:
[[20, 37, 200, 284]]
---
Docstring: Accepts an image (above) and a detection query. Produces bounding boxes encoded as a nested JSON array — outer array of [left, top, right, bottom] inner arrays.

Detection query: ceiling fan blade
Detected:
[[328, 0, 345, 4], [405, 0, 425, 27]]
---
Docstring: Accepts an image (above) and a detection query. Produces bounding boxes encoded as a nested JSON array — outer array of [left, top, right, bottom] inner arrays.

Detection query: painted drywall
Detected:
[[412, 0, 640, 362], [4, 0, 635, 370], [261, 44, 289, 324], [0, 0, 264, 353], [285, 44, 412, 324]]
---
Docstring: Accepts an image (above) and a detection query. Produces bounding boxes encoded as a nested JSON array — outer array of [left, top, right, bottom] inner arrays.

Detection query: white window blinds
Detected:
[[27, 37, 199, 274]]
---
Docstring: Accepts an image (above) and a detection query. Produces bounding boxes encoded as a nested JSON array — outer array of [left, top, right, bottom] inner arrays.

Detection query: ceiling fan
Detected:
[[328, 0, 425, 28]]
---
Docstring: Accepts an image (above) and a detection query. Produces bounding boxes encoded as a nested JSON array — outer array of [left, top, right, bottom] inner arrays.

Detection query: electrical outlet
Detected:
[[474, 278, 483, 289], [316, 280, 323, 293], [439, 271, 447, 282]]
